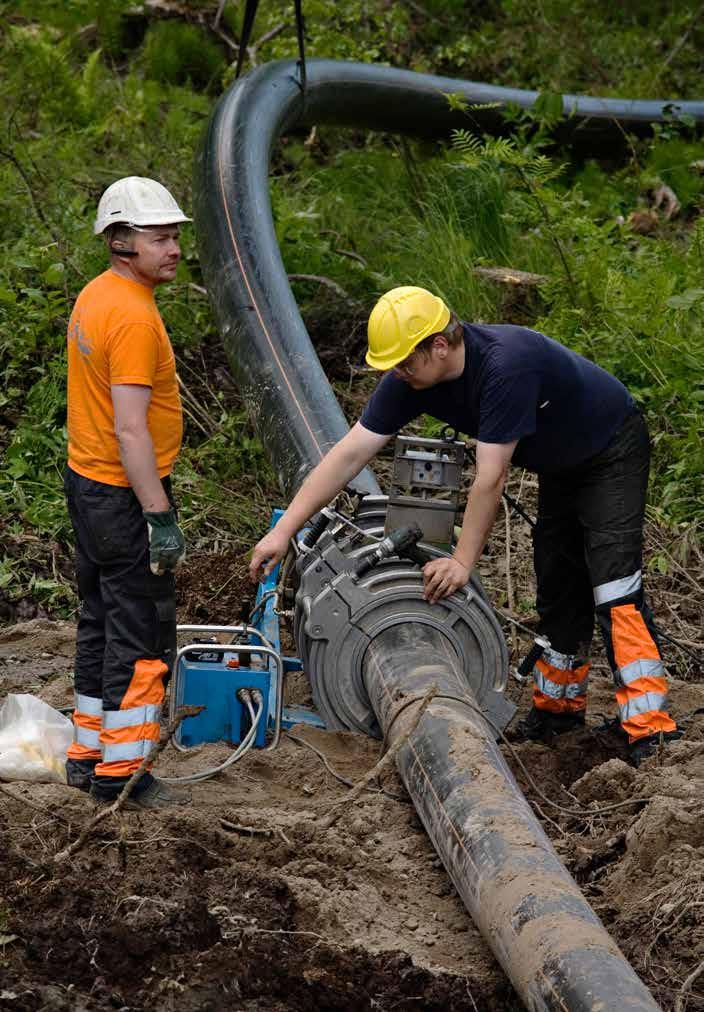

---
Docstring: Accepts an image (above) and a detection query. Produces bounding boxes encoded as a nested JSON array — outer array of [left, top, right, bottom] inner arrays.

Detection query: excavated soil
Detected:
[[2, 575, 704, 1009]]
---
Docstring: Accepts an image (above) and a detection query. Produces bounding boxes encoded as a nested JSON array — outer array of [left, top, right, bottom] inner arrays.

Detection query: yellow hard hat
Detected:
[[366, 286, 451, 370]]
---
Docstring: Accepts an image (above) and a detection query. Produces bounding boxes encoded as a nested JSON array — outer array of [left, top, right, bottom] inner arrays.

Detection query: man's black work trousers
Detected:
[[531, 411, 676, 741], [64, 467, 176, 796]]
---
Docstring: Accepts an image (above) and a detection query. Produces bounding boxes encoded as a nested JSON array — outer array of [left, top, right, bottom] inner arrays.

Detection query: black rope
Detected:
[[293, 0, 307, 93], [235, 0, 260, 79], [236, 1, 306, 93]]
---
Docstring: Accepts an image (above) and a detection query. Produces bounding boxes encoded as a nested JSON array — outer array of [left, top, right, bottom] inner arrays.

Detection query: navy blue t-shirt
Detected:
[[360, 323, 635, 474]]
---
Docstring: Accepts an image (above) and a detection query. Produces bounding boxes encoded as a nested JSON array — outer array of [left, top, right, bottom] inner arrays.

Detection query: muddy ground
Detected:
[[2, 620, 704, 1010], [1, 527, 704, 1011]]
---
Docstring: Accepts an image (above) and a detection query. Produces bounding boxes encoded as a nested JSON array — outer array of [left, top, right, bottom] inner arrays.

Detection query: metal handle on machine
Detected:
[[169, 635, 284, 753], [514, 637, 550, 682], [176, 623, 274, 648]]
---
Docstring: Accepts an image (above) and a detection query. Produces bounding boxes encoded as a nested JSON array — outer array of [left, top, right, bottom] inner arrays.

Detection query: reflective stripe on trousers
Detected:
[[67, 691, 103, 761], [100, 703, 161, 763], [95, 658, 166, 779], [593, 570, 642, 606], [604, 599, 676, 741], [532, 654, 590, 716]]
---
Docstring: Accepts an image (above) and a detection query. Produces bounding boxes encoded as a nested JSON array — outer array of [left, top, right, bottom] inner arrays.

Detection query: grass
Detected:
[[1, 1, 703, 615]]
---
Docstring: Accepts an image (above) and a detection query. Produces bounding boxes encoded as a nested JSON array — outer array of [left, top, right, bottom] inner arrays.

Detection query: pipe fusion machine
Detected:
[[172, 429, 514, 751]]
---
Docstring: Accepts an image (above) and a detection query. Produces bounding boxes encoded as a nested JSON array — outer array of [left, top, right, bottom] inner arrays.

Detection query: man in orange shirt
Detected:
[[64, 176, 189, 809]]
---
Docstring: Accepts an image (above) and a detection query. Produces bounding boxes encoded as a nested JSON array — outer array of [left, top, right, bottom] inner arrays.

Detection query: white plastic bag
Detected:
[[0, 694, 73, 784]]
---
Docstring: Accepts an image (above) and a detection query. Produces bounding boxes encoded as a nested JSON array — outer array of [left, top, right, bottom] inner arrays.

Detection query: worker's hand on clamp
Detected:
[[249, 526, 290, 582], [422, 556, 470, 604], [143, 508, 186, 575]]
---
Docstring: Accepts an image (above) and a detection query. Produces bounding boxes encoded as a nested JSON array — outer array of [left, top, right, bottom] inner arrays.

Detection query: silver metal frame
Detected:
[[170, 624, 284, 753]]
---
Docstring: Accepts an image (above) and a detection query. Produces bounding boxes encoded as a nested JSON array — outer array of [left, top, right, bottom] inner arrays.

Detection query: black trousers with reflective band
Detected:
[[533, 410, 650, 653], [64, 467, 177, 787], [532, 411, 675, 740]]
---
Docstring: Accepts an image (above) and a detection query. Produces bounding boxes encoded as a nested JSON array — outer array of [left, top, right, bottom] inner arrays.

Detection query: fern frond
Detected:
[[483, 136, 520, 164], [528, 155, 565, 182], [443, 91, 469, 113], [450, 128, 484, 167], [450, 128, 482, 155]]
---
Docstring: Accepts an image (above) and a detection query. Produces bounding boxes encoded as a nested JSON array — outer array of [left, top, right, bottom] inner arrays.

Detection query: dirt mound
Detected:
[[0, 618, 75, 701], [502, 678, 704, 1011], [0, 730, 512, 1011]]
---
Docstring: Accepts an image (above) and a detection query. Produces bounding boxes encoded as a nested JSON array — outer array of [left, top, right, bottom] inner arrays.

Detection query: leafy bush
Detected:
[[1, 1, 703, 616], [141, 21, 225, 90]]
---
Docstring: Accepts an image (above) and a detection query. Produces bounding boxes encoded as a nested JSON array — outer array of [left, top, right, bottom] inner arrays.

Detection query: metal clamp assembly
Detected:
[[294, 503, 514, 738], [386, 432, 465, 548]]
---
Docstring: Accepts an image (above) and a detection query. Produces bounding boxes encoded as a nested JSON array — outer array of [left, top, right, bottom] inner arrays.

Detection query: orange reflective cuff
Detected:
[[67, 741, 102, 760], [536, 659, 589, 686], [533, 688, 587, 714], [73, 711, 102, 731], [94, 758, 149, 778], [622, 711, 677, 742], [614, 675, 668, 708], [611, 604, 661, 669], [121, 658, 167, 709], [99, 722, 161, 747], [69, 709, 103, 758]]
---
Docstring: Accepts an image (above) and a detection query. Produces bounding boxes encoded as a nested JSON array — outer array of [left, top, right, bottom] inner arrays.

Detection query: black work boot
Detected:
[[629, 729, 683, 768], [89, 772, 190, 810], [123, 778, 191, 810], [513, 705, 586, 742], [65, 758, 97, 792]]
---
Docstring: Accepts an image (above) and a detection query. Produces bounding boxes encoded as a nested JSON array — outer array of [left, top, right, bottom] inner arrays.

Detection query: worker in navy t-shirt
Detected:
[[250, 286, 679, 765]]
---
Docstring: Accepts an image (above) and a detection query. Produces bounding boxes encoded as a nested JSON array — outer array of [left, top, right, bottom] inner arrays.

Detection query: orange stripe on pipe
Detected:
[[67, 741, 102, 760], [73, 711, 102, 731], [611, 604, 661, 669], [533, 689, 587, 714], [99, 723, 161, 746], [535, 659, 589, 686], [120, 658, 167, 710]]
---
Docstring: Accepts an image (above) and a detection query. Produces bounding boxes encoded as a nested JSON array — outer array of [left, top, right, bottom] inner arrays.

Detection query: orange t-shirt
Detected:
[[67, 270, 183, 486]]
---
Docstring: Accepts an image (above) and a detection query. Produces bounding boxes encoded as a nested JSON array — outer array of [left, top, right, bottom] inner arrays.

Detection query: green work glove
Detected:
[[143, 508, 186, 576]]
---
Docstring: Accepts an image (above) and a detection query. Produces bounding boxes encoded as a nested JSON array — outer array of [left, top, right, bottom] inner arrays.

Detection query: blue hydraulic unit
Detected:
[[169, 510, 324, 752]]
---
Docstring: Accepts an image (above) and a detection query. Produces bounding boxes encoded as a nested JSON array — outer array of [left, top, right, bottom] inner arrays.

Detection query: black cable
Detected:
[[654, 627, 704, 667], [293, 0, 307, 93], [235, 0, 260, 79], [285, 731, 409, 804]]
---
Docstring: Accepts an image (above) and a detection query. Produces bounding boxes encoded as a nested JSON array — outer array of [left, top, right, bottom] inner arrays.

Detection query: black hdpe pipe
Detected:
[[363, 624, 660, 1010], [192, 58, 686, 1010], [193, 57, 704, 497]]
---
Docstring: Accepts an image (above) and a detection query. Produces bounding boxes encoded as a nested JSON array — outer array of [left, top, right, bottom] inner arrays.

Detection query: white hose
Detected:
[[159, 690, 265, 784]]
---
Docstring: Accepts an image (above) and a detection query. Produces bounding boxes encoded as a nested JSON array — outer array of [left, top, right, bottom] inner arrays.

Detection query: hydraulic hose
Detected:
[[362, 623, 661, 1011], [160, 690, 264, 784], [193, 58, 704, 498]]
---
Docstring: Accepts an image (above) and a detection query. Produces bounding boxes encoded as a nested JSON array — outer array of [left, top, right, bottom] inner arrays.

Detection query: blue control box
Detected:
[[176, 654, 271, 749]]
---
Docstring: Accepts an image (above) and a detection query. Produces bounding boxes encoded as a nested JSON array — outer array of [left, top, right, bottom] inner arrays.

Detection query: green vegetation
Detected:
[[1, 1, 703, 615]]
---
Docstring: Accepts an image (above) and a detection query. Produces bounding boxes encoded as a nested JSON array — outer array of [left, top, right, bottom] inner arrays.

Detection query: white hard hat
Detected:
[[94, 176, 191, 235]]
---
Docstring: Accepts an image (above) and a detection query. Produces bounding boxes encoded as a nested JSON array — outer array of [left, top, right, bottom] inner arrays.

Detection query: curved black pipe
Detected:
[[193, 58, 703, 496]]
